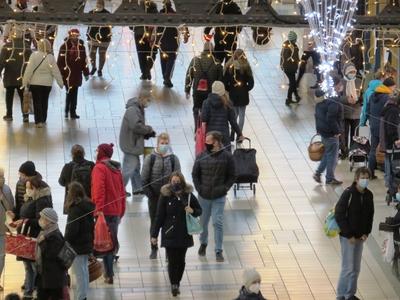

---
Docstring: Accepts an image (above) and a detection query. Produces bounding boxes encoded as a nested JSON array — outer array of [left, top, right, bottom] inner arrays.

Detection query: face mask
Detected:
[[248, 283, 260, 294], [26, 188, 35, 198], [345, 72, 356, 81], [158, 144, 170, 155], [38, 219, 46, 229], [171, 183, 182, 193], [396, 193, 400, 202], [205, 143, 214, 152], [358, 178, 369, 189]]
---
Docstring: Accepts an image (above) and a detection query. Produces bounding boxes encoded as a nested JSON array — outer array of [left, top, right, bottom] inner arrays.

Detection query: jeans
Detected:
[[5, 86, 25, 117], [65, 86, 79, 116], [122, 153, 142, 193], [316, 136, 339, 182], [336, 236, 363, 300], [30, 85, 52, 124], [368, 134, 379, 176], [199, 195, 226, 252], [23, 260, 36, 295], [103, 215, 120, 278], [89, 41, 110, 71], [160, 50, 177, 81], [0, 235, 4, 278], [71, 254, 89, 300], [284, 70, 298, 100], [166, 247, 187, 285]]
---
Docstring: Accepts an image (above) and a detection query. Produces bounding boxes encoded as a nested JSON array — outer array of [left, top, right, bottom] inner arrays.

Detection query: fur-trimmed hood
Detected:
[[24, 186, 51, 202], [160, 184, 193, 197]]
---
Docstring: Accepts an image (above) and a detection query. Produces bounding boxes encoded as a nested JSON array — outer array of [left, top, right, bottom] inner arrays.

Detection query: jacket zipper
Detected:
[[165, 225, 174, 234]]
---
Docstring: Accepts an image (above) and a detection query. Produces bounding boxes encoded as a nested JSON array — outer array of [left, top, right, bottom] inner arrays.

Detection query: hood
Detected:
[[208, 93, 224, 108], [382, 100, 400, 115], [126, 97, 140, 109], [368, 79, 382, 92], [237, 286, 266, 300], [100, 159, 121, 172], [27, 186, 51, 201], [375, 85, 392, 94], [160, 184, 193, 197]]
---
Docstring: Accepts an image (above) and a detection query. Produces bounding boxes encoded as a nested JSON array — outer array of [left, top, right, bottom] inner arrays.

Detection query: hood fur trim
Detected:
[[160, 184, 193, 197]]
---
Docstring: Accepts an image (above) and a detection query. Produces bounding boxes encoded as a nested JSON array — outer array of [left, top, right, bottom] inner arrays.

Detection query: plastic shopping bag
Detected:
[[382, 233, 395, 264], [195, 120, 206, 156], [323, 209, 340, 238], [93, 214, 114, 254]]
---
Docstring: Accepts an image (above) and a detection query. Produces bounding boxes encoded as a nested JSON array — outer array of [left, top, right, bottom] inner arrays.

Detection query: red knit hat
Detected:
[[68, 28, 80, 36], [97, 143, 114, 160]]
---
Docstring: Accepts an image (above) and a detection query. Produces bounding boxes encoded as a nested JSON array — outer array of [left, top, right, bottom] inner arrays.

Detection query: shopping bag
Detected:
[[195, 120, 206, 156], [382, 233, 395, 264], [185, 195, 202, 235], [93, 214, 114, 254], [323, 209, 340, 238], [22, 89, 32, 114], [5, 232, 37, 260]]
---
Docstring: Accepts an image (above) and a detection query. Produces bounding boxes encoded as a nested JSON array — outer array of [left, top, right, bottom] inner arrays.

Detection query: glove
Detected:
[[144, 131, 156, 140]]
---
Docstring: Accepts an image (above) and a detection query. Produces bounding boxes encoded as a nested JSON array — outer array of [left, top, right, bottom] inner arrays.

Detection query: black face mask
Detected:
[[171, 183, 182, 193], [205, 143, 214, 152]]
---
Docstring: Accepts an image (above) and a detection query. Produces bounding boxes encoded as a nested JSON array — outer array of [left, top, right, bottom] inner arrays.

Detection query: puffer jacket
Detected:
[[234, 286, 267, 300], [360, 79, 382, 126], [380, 101, 400, 152], [119, 97, 153, 155], [141, 150, 181, 199], [223, 64, 254, 107], [367, 85, 392, 136], [192, 148, 236, 200], [280, 40, 300, 73], [315, 97, 343, 138]]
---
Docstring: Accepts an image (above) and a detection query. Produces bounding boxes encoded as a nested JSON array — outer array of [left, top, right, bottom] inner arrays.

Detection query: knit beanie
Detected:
[[383, 77, 396, 88], [288, 31, 297, 42], [40, 208, 58, 224], [212, 81, 226, 96], [97, 143, 114, 160], [19, 161, 37, 177], [242, 268, 261, 290]]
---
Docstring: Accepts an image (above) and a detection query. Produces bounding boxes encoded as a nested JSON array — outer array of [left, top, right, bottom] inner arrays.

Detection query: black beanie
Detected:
[[19, 161, 37, 177], [383, 77, 396, 87]]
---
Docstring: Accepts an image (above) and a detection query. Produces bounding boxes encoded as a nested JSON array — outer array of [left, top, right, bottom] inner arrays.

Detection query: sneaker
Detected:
[[23, 115, 29, 123], [295, 95, 301, 102], [171, 284, 179, 297], [216, 251, 224, 262], [313, 173, 321, 183], [64, 112, 69, 119], [140, 74, 146, 80], [35, 123, 43, 128], [104, 276, 113, 284], [346, 296, 361, 300], [326, 179, 343, 185], [89, 67, 97, 76], [126, 191, 131, 197], [198, 244, 207, 256], [163, 80, 173, 88], [149, 248, 158, 260], [285, 98, 294, 106], [70, 114, 80, 119], [3, 116, 12, 121], [98, 70, 103, 77]]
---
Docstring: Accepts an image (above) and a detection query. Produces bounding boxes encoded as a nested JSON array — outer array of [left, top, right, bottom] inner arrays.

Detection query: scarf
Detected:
[[36, 223, 59, 274], [345, 79, 357, 103]]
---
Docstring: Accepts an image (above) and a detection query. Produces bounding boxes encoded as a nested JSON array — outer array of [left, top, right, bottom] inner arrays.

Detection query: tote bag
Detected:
[[195, 119, 206, 156], [186, 194, 202, 235]]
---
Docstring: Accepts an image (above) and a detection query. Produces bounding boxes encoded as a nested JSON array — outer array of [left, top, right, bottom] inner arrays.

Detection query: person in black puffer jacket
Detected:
[[234, 268, 266, 300], [201, 81, 244, 149], [64, 182, 95, 300]]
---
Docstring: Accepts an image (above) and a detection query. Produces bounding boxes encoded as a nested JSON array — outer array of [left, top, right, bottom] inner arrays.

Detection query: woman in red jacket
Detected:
[[57, 29, 89, 119], [91, 143, 126, 284]]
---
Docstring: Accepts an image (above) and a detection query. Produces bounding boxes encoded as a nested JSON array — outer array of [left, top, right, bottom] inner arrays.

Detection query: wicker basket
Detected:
[[88, 256, 103, 282], [308, 134, 325, 161]]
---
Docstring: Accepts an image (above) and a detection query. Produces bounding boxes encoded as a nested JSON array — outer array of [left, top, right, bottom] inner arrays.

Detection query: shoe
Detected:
[[149, 247, 158, 259], [313, 173, 321, 183], [171, 284, 179, 297], [104, 277, 113, 284], [89, 67, 97, 76], [346, 296, 360, 300], [147, 74, 152, 80], [132, 190, 144, 195], [198, 244, 207, 256], [140, 74, 146, 80], [35, 123, 43, 128], [216, 250, 224, 262], [114, 255, 119, 263], [70, 114, 80, 119], [23, 115, 29, 123], [295, 95, 301, 102], [285, 98, 294, 106], [64, 112, 69, 119], [386, 193, 392, 206], [326, 179, 343, 185], [98, 70, 103, 77], [21, 284, 25, 290], [3, 115, 12, 121], [126, 191, 131, 197], [163, 80, 173, 88]]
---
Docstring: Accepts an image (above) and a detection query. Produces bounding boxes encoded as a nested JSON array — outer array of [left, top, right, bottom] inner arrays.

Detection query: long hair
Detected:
[[169, 171, 187, 190], [220, 93, 232, 109], [37, 39, 52, 54], [224, 49, 252, 77], [65, 181, 88, 211]]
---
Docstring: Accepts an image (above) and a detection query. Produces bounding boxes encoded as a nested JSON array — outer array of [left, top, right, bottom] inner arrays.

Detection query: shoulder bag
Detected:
[[185, 194, 202, 235]]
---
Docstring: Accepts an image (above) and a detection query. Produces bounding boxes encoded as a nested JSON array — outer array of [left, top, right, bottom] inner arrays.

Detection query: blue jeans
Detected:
[[336, 236, 363, 299], [103, 216, 120, 278], [122, 153, 142, 193], [368, 134, 379, 176], [234, 106, 246, 132], [71, 254, 89, 300], [23, 260, 36, 295], [198, 196, 226, 252], [316, 136, 339, 182]]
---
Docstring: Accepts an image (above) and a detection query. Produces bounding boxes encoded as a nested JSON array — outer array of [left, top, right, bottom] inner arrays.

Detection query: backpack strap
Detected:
[[171, 155, 175, 171], [149, 154, 156, 180]]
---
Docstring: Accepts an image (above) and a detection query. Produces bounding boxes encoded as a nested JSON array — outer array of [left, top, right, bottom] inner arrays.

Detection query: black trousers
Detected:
[[160, 50, 177, 81], [344, 119, 359, 150], [37, 287, 63, 300], [192, 91, 209, 132], [297, 50, 322, 85], [148, 193, 159, 249], [165, 247, 188, 285], [65, 86, 79, 116], [134, 36, 157, 77], [5, 86, 25, 117], [30, 85, 52, 124], [284, 70, 298, 100]]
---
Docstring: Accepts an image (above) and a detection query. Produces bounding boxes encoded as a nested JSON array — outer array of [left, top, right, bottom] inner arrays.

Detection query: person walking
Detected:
[[91, 143, 126, 284], [201, 81, 244, 149], [335, 167, 374, 300], [313, 76, 344, 185], [0, 31, 32, 122], [192, 131, 236, 262], [151, 172, 202, 297], [57, 29, 90, 119], [58, 144, 95, 214], [280, 31, 300, 105], [185, 42, 223, 132], [141, 132, 181, 259], [119, 92, 155, 196], [64, 182, 95, 300], [22, 39, 63, 128], [36, 208, 68, 300], [297, 39, 321, 89], [234, 268, 266, 300], [223, 49, 254, 141], [87, 0, 112, 77]]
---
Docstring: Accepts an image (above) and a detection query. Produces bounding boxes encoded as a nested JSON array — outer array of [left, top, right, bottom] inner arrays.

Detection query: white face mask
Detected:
[[248, 282, 260, 294]]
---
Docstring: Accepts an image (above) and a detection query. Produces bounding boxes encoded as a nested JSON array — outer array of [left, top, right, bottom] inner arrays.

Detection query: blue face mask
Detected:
[[396, 193, 400, 202], [358, 178, 369, 189], [158, 144, 170, 155]]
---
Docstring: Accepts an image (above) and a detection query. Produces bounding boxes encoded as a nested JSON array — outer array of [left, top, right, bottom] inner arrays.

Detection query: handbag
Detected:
[[5, 221, 36, 260], [308, 134, 325, 161], [195, 118, 206, 156], [88, 255, 103, 282], [185, 195, 202, 235], [57, 241, 77, 269]]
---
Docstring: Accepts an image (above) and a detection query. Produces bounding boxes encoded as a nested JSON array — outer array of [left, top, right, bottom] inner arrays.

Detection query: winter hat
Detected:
[[40, 208, 58, 224], [97, 143, 114, 160], [383, 77, 396, 88], [212, 81, 226, 96], [243, 268, 261, 290], [287, 31, 297, 42], [68, 28, 80, 37], [343, 64, 357, 81], [19, 161, 37, 177]]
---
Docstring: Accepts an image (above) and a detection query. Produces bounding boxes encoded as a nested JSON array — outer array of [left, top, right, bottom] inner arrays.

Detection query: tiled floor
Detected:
[[1, 4, 400, 299]]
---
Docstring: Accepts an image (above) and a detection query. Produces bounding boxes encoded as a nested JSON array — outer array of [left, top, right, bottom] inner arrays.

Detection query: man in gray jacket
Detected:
[[119, 91, 155, 196]]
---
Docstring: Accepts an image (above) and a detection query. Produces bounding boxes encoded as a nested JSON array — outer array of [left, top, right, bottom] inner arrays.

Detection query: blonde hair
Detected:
[[224, 48, 252, 76], [157, 132, 170, 144], [37, 39, 52, 54]]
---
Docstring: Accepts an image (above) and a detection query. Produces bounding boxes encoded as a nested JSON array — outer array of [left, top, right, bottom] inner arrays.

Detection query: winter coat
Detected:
[[335, 183, 374, 239], [151, 184, 202, 248], [342, 77, 362, 120], [201, 93, 242, 143], [234, 286, 267, 300], [14, 172, 43, 220], [0, 184, 14, 235], [223, 65, 254, 107], [22, 51, 63, 88], [157, 6, 179, 52], [87, 9, 112, 43], [141, 150, 181, 199], [280, 40, 300, 73], [185, 52, 223, 104], [57, 38, 89, 88], [119, 97, 153, 155], [64, 199, 95, 255], [315, 97, 343, 138], [381, 101, 400, 152], [91, 159, 126, 217], [367, 85, 392, 136], [360, 79, 382, 126], [192, 148, 236, 200], [0, 38, 32, 87]]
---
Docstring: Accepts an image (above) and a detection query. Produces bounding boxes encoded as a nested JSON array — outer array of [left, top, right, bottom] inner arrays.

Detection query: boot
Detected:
[[149, 244, 158, 259]]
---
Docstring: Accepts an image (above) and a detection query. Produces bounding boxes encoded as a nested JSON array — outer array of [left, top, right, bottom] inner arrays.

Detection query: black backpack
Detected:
[[70, 161, 92, 197]]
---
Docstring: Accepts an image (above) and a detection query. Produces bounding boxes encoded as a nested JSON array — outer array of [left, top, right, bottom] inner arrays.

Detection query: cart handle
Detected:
[[237, 137, 251, 149]]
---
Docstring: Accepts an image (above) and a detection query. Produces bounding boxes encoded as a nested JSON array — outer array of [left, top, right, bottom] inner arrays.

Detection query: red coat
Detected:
[[91, 159, 126, 217], [57, 38, 89, 88]]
